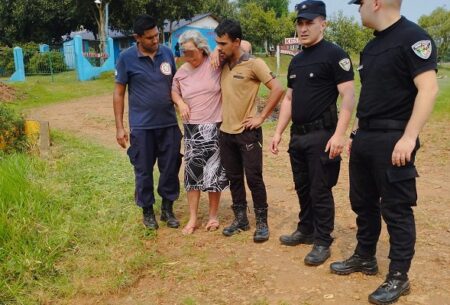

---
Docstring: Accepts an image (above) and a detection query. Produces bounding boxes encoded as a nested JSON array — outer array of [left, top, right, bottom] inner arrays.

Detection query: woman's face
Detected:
[[181, 41, 204, 68]]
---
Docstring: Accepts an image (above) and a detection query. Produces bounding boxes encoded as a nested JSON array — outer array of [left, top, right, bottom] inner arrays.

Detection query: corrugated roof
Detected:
[[163, 13, 217, 32]]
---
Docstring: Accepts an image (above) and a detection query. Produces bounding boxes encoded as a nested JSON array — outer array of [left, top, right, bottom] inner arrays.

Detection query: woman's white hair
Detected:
[[178, 30, 210, 56]]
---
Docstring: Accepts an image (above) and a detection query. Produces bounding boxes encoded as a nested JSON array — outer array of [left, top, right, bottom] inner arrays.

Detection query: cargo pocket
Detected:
[[384, 165, 419, 205], [320, 155, 341, 188]]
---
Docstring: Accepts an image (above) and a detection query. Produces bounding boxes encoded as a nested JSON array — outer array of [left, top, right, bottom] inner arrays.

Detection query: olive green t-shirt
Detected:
[[220, 53, 274, 134]]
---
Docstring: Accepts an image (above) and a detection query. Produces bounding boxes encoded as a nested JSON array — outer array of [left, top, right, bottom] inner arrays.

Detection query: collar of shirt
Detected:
[[136, 43, 162, 58], [228, 51, 251, 70], [374, 16, 405, 37]]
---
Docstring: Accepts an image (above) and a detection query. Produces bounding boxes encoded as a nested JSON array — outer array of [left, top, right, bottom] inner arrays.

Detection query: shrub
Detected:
[[27, 51, 67, 74], [0, 103, 28, 153]]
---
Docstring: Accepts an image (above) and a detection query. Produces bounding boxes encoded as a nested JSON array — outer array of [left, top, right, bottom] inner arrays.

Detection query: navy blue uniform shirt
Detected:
[[357, 16, 437, 121], [287, 39, 354, 125], [115, 44, 178, 129]]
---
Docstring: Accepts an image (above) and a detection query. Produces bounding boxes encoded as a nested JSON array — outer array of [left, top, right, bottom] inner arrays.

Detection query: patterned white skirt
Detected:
[[183, 123, 229, 192]]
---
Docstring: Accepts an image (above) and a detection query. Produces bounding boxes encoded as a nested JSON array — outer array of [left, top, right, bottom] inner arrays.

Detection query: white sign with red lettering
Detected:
[[284, 37, 300, 45]]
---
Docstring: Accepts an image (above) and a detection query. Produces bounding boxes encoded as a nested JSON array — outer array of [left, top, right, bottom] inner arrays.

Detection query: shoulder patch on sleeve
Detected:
[[412, 40, 432, 59], [339, 58, 351, 71]]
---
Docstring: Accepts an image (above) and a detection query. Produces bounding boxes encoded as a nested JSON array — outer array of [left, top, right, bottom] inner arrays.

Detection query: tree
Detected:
[[144, 0, 205, 46], [237, 0, 289, 18], [0, 0, 77, 45], [202, 0, 238, 20], [419, 7, 450, 61], [325, 11, 372, 56], [238, 2, 293, 53]]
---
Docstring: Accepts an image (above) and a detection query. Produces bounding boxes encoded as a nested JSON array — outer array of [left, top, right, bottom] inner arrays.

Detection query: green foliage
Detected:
[[238, 2, 294, 51], [0, 154, 68, 303], [0, 103, 28, 153], [27, 51, 68, 74], [0, 132, 152, 303], [0, 46, 15, 76], [326, 11, 373, 56], [238, 0, 289, 18], [419, 7, 450, 62], [202, 0, 238, 19]]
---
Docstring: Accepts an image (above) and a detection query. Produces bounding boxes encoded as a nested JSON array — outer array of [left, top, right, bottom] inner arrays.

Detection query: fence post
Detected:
[[74, 35, 87, 81], [39, 44, 49, 53], [9, 47, 25, 82], [100, 37, 115, 72]]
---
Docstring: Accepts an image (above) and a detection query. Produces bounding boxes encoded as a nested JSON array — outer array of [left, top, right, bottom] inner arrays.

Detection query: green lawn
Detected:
[[0, 132, 162, 304], [6, 71, 114, 111]]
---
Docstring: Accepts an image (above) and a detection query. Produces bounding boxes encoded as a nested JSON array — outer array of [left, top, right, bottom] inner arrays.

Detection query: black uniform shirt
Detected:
[[287, 39, 354, 125], [357, 16, 437, 121]]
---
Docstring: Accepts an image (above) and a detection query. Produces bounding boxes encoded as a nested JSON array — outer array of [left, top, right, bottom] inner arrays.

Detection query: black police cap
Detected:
[[296, 0, 327, 21], [348, 0, 362, 4]]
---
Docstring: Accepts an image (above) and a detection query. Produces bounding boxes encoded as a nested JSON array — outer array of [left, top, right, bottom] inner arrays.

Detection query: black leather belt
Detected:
[[291, 119, 331, 135], [359, 119, 407, 131]]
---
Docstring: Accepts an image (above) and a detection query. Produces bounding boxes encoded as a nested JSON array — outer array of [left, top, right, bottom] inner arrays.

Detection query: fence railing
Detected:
[[8, 36, 115, 82]]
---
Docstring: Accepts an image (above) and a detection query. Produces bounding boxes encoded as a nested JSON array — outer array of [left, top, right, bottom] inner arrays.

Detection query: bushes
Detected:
[[27, 51, 67, 74], [0, 103, 28, 153]]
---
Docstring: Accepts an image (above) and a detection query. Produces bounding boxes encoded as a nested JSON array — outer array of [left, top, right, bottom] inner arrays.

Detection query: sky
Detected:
[[288, 0, 448, 22]]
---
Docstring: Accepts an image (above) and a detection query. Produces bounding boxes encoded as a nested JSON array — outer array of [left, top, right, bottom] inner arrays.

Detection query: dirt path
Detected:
[[28, 95, 450, 305]]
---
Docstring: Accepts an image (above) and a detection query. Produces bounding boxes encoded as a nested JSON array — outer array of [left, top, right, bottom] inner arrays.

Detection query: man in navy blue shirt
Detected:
[[113, 15, 182, 230]]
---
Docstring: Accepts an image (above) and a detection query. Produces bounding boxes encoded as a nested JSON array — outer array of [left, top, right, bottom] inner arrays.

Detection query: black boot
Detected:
[[368, 272, 410, 305], [160, 199, 180, 228], [143, 206, 158, 230], [330, 253, 378, 275], [279, 229, 314, 246], [222, 205, 250, 236], [253, 208, 269, 243], [304, 244, 331, 266]]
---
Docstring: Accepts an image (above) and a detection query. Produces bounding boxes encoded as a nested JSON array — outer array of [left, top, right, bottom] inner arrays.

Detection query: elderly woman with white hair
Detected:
[[171, 30, 229, 235]]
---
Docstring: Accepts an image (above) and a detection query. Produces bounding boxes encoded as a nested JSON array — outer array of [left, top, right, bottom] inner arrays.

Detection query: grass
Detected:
[[0, 131, 163, 304], [435, 64, 450, 118], [6, 71, 114, 111]]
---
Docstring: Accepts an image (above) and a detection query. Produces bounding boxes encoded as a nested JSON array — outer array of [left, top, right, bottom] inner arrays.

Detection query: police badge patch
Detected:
[[412, 40, 432, 59], [339, 58, 351, 71]]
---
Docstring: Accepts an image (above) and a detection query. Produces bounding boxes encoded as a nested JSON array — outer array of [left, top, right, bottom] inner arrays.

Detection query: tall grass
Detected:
[[0, 154, 69, 304], [0, 132, 159, 304]]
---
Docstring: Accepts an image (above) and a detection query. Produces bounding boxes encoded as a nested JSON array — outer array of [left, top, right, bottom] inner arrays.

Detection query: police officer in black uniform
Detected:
[[330, 1, 439, 304], [270, 0, 356, 266]]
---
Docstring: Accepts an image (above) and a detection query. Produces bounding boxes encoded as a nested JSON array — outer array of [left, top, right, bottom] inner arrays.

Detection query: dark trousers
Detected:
[[350, 130, 419, 274], [289, 129, 340, 247], [219, 128, 267, 210], [127, 126, 182, 208]]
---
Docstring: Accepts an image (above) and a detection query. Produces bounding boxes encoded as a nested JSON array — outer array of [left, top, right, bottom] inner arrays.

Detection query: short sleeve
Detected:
[[167, 48, 177, 76], [252, 58, 275, 84], [331, 48, 354, 84], [172, 71, 181, 95], [405, 34, 437, 78], [115, 54, 128, 84]]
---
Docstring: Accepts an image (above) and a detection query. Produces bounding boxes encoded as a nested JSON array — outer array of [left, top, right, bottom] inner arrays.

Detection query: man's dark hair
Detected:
[[214, 19, 242, 41], [133, 14, 157, 35]]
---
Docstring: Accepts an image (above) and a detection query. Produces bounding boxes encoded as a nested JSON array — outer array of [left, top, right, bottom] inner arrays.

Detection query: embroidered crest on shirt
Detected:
[[412, 40, 432, 59], [160, 62, 172, 75], [339, 58, 351, 71]]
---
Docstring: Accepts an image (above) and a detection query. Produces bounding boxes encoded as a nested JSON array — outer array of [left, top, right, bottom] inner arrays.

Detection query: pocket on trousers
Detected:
[[320, 155, 341, 188], [384, 165, 419, 205], [127, 145, 139, 165], [386, 166, 419, 183]]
